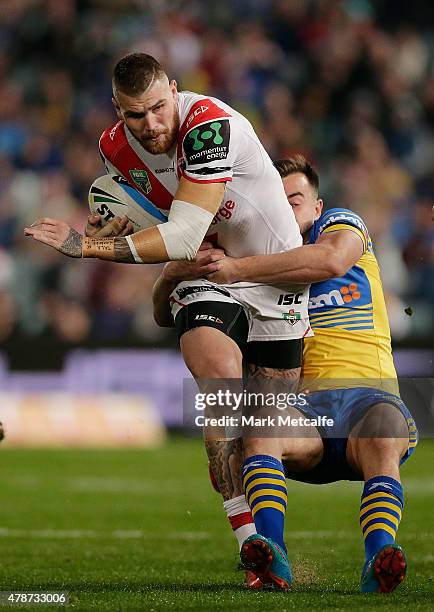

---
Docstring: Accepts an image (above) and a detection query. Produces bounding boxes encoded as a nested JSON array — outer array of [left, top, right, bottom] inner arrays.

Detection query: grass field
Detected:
[[0, 437, 432, 611]]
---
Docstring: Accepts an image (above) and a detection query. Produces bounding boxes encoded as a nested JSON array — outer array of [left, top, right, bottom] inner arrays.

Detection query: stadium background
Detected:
[[0, 1, 433, 609]]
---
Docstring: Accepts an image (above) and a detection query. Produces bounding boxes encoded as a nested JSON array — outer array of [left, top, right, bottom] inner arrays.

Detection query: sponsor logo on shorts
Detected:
[[277, 292, 303, 306], [184, 120, 230, 164], [176, 285, 231, 300], [194, 315, 223, 324], [129, 169, 152, 194], [282, 309, 301, 325]]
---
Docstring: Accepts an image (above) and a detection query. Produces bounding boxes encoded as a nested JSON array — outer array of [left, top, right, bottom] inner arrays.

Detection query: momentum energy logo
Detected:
[[184, 120, 230, 163], [309, 284, 362, 309], [189, 122, 224, 150]]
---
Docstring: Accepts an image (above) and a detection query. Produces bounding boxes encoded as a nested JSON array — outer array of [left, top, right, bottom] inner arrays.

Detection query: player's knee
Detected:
[[348, 435, 408, 479], [214, 354, 241, 378], [348, 404, 409, 476], [353, 435, 408, 459]]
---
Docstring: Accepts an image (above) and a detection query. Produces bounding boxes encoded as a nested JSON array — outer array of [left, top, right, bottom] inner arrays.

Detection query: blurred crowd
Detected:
[[0, 0, 433, 355]]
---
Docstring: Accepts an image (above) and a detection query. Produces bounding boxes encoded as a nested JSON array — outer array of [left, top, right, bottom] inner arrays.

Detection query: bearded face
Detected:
[[113, 77, 180, 155]]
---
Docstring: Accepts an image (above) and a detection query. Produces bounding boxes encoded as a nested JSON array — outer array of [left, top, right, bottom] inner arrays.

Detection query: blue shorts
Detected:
[[283, 387, 418, 484]]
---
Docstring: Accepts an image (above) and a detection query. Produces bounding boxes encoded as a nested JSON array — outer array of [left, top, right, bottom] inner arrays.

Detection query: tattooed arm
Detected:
[[24, 218, 208, 265], [24, 178, 224, 264], [24, 219, 164, 263]]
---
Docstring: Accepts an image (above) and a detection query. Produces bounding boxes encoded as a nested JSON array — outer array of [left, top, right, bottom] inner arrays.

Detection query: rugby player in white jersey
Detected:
[[25, 53, 311, 566]]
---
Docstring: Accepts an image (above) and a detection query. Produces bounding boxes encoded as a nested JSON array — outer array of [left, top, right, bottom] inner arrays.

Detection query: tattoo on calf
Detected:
[[205, 438, 244, 501]]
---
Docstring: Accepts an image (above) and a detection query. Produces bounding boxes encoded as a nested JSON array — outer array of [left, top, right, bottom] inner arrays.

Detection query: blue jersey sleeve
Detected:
[[309, 208, 370, 252]]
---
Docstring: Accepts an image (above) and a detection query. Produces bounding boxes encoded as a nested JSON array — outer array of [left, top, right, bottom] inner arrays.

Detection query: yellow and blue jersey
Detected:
[[294, 208, 418, 478], [302, 208, 398, 387]]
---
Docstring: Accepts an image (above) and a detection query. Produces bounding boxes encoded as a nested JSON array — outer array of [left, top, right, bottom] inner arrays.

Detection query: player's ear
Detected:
[[170, 80, 178, 102], [315, 199, 324, 220], [112, 97, 122, 119]]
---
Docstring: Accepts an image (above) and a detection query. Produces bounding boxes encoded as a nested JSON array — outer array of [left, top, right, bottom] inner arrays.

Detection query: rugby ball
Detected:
[[88, 174, 168, 232]]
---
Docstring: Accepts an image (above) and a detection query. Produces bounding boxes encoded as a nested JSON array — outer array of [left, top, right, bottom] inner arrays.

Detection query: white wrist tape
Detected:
[[157, 199, 215, 261], [125, 234, 143, 263]]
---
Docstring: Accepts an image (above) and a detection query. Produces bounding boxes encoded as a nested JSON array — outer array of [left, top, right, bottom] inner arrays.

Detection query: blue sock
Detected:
[[243, 454, 287, 553], [360, 476, 403, 562]]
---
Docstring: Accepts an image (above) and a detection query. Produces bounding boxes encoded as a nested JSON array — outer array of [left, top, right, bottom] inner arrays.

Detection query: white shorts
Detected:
[[169, 279, 312, 342]]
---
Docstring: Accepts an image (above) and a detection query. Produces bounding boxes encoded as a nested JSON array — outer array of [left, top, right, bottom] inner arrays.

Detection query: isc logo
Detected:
[[186, 105, 209, 129], [194, 315, 223, 323], [277, 293, 303, 306], [109, 123, 119, 141]]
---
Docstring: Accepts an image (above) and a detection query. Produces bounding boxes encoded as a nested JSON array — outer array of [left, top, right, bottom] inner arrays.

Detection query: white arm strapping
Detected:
[[125, 234, 143, 263], [157, 199, 215, 261]]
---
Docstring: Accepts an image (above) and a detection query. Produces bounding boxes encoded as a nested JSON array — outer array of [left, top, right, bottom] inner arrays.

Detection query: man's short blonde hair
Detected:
[[112, 53, 167, 97]]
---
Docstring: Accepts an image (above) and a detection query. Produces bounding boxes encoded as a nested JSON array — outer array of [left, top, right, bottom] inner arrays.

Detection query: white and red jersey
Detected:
[[99, 91, 303, 259], [99, 91, 312, 340]]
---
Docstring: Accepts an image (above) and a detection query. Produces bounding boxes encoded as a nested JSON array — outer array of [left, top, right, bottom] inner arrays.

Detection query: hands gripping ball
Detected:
[[88, 175, 168, 232]]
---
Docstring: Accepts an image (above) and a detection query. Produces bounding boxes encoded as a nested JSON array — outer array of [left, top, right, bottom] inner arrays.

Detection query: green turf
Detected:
[[0, 437, 432, 610]]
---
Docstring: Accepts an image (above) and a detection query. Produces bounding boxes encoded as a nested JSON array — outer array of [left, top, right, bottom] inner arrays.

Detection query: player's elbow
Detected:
[[170, 242, 198, 261], [153, 307, 174, 328], [325, 256, 350, 278], [157, 200, 214, 262], [154, 314, 173, 328], [152, 307, 164, 327]]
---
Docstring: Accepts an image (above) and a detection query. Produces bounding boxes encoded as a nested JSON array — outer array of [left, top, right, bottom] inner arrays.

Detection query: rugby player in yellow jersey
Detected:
[[206, 155, 418, 593], [153, 155, 418, 593]]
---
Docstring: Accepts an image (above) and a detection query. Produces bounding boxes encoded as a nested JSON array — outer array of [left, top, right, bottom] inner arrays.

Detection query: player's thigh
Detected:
[[181, 327, 243, 379], [246, 338, 303, 383], [346, 402, 409, 476], [176, 300, 248, 379]]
